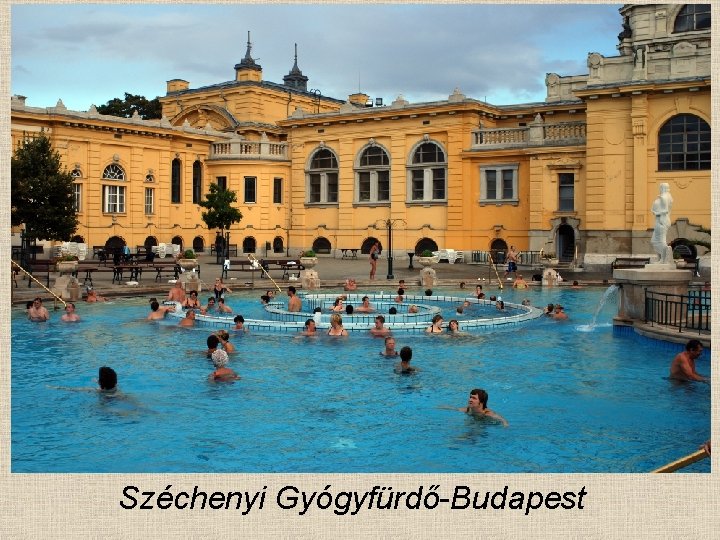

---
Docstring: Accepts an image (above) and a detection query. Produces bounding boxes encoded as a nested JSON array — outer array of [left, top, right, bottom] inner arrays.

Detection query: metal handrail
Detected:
[[11, 260, 67, 308], [487, 252, 504, 290], [247, 254, 282, 293]]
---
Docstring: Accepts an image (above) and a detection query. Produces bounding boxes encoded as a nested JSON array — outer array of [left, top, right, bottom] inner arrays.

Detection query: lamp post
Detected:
[[377, 218, 406, 280]]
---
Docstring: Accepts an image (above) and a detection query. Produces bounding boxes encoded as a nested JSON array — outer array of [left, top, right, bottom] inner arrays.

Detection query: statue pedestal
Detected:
[[420, 267, 436, 288], [181, 272, 201, 293], [301, 269, 320, 290], [52, 275, 80, 300], [613, 267, 692, 321]]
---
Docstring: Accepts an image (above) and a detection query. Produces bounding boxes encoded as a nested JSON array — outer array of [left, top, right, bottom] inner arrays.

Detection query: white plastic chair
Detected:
[[157, 243, 167, 259], [77, 243, 88, 261], [171, 244, 181, 257]]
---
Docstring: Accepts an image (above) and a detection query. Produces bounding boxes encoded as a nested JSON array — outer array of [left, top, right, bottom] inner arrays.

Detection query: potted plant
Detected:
[[177, 249, 198, 271], [55, 253, 79, 274], [299, 249, 318, 269], [416, 249, 438, 267]]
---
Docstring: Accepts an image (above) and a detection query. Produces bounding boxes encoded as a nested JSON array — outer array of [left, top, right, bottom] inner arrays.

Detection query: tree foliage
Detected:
[[11, 133, 78, 241], [199, 183, 243, 235], [97, 92, 162, 119]]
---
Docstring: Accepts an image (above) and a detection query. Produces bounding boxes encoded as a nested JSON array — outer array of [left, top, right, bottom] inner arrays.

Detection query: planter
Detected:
[[56, 261, 78, 275], [416, 256, 437, 268], [299, 257, 318, 269], [177, 259, 198, 272]]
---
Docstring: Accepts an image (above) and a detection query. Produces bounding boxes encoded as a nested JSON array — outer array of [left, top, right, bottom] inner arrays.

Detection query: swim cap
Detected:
[[211, 349, 229, 367]]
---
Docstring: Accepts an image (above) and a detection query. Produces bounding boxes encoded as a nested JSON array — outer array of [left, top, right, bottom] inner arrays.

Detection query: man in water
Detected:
[[167, 280, 186, 303], [287, 286, 302, 312], [60, 302, 81, 322], [147, 300, 174, 320], [99, 366, 118, 391], [370, 315, 391, 337], [380, 336, 399, 357], [178, 310, 196, 327], [669, 339, 708, 382], [394, 346, 417, 373], [356, 296, 374, 313], [27, 297, 50, 321], [458, 388, 508, 426], [300, 318, 317, 336]]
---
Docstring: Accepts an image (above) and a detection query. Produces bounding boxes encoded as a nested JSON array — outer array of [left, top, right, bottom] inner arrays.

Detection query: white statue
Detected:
[[650, 182, 674, 264]]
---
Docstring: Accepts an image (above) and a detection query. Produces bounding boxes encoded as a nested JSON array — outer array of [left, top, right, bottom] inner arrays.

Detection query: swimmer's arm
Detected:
[[486, 410, 509, 427], [678, 359, 707, 381]]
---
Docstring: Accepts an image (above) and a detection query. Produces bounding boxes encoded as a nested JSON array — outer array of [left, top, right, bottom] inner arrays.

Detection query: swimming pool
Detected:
[[11, 286, 711, 473]]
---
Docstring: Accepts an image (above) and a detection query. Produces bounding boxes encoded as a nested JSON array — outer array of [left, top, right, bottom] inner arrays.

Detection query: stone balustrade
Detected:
[[472, 121, 586, 149], [209, 140, 289, 160]]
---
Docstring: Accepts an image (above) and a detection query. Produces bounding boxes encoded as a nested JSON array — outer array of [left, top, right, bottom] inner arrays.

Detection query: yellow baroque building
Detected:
[[11, 4, 711, 270]]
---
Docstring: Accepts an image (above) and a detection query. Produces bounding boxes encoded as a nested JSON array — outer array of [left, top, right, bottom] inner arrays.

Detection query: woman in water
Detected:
[[183, 290, 201, 309], [213, 278, 232, 301], [327, 313, 349, 336], [426, 314, 444, 334], [447, 319, 460, 333]]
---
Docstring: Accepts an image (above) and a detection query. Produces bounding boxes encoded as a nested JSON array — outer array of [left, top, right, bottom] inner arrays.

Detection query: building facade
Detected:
[[11, 4, 711, 267]]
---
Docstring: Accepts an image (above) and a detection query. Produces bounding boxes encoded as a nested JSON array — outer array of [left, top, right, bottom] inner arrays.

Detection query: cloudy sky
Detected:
[[12, 3, 622, 111]]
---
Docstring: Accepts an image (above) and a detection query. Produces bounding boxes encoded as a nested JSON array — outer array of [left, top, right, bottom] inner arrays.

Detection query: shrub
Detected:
[[420, 249, 433, 257], [302, 250, 316, 257], [182, 249, 196, 259]]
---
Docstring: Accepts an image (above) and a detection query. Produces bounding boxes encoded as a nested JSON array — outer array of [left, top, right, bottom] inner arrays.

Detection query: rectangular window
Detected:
[[244, 176, 256, 204], [480, 164, 519, 204], [273, 177, 283, 204], [309, 173, 321, 203], [102, 185, 126, 213], [216, 176, 227, 190], [376, 170, 390, 201], [411, 169, 425, 200], [145, 187, 154, 214], [326, 173, 338, 203], [171, 159, 181, 204], [73, 183, 82, 213], [432, 168, 446, 200], [358, 172, 371, 202], [558, 173, 575, 211]]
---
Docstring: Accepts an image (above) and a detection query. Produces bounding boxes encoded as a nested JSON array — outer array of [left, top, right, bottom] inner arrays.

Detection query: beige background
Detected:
[[0, 1, 717, 538]]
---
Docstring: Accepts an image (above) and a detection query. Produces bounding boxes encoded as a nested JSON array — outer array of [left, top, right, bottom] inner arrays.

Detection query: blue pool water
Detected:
[[11, 286, 710, 473]]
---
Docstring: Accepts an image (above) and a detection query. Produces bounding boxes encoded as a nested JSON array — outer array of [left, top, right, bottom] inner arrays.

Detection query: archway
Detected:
[[361, 236, 382, 254], [490, 239, 508, 264], [242, 236, 257, 254], [273, 236, 284, 254], [171, 235, 184, 250], [414, 237, 438, 255], [556, 224, 575, 262], [144, 236, 158, 249], [193, 236, 205, 253], [312, 236, 332, 254], [670, 238, 697, 259], [70, 235, 84, 243], [105, 235, 126, 250]]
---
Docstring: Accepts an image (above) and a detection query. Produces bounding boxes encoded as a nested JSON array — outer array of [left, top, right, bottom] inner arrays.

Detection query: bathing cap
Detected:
[[211, 349, 229, 367]]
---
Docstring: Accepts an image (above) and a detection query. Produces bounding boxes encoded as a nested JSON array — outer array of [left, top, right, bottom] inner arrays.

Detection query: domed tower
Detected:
[[234, 31, 262, 82], [283, 43, 309, 91]]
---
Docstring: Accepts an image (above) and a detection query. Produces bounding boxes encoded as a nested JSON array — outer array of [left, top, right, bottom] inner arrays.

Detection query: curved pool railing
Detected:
[[165, 292, 544, 333]]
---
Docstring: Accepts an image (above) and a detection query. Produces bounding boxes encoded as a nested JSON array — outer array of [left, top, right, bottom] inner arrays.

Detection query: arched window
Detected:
[[102, 164, 126, 213], [273, 236, 284, 253], [415, 238, 438, 254], [70, 235, 84, 243], [171, 236, 184, 251], [306, 148, 338, 204], [171, 158, 182, 203], [192, 160, 202, 204], [658, 114, 710, 171], [192, 236, 205, 253], [674, 4, 710, 32], [71, 168, 83, 213], [407, 141, 447, 202], [312, 237, 332, 254], [355, 144, 390, 204]]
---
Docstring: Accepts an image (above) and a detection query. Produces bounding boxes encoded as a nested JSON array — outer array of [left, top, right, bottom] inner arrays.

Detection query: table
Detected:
[[113, 265, 143, 283], [341, 248, 359, 259]]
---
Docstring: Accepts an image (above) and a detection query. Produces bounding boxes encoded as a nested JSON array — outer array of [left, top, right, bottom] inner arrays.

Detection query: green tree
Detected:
[[11, 133, 78, 243], [199, 183, 243, 252], [97, 92, 162, 119]]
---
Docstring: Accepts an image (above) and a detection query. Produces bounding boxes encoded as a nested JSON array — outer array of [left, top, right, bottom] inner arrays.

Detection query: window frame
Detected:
[[102, 184, 126, 213], [192, 160, 202, 204], [72, 183, 82, 213], [216, 176, 227, 191], [171, 158, 181, 204], [244, 176, 257, 204], [306, 148, 339, 205], [558, 172, 575, 211], [479, 163, 519, 205], [406, 141, 447, 204], [145, 187, 155, 215], [355, 144, 391, 205], [273, 177, 283, 204], [657, 114, 711, 171], [673, 4, 710, 33]]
